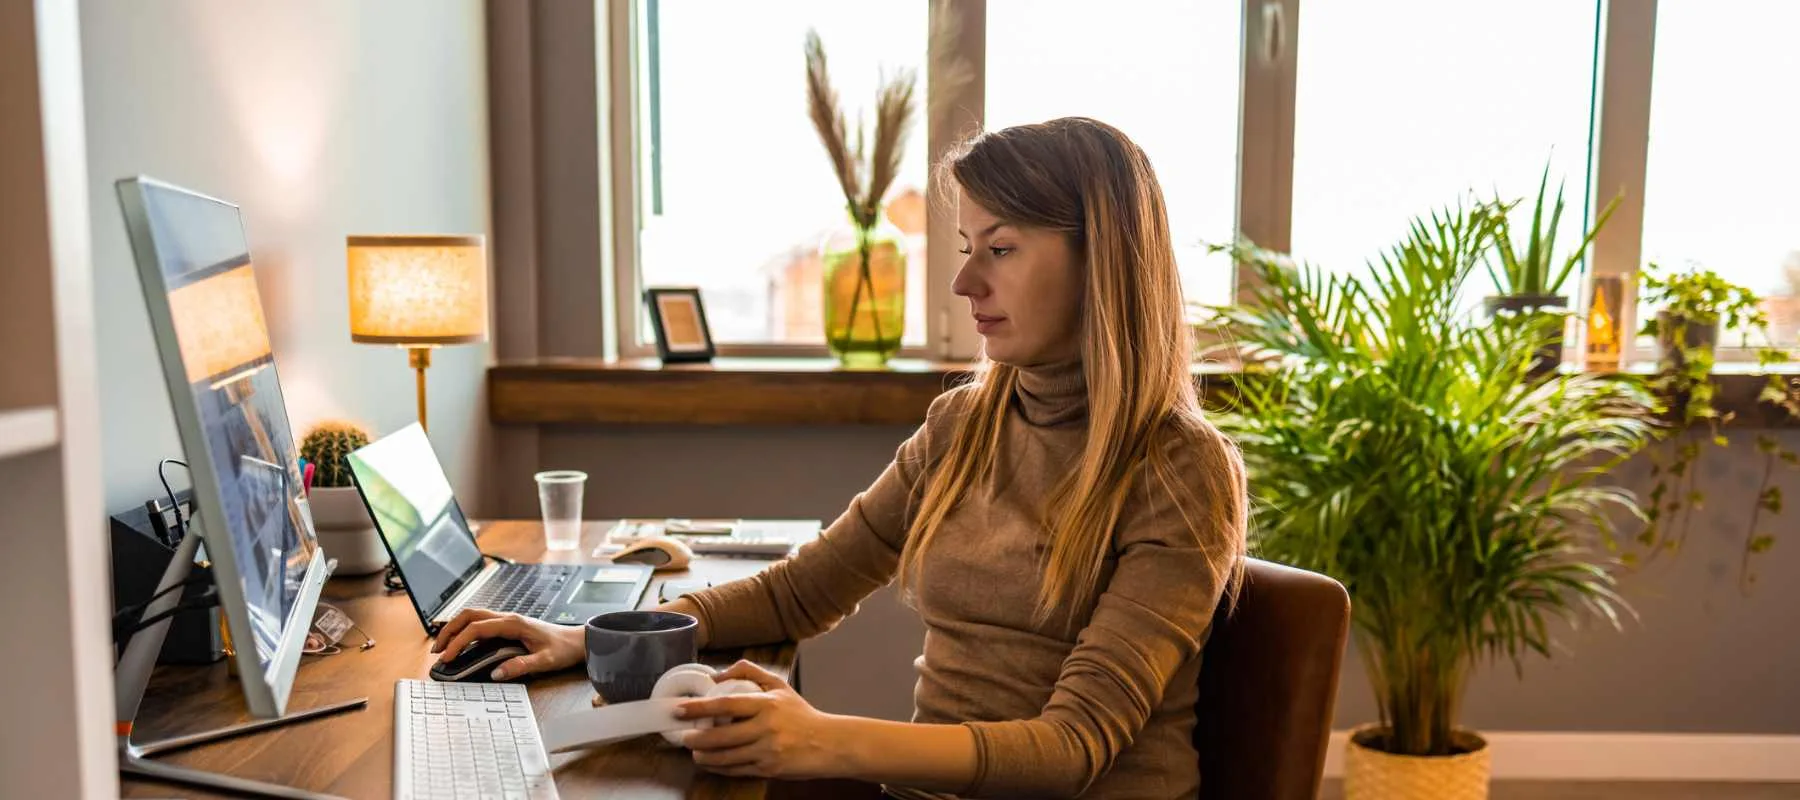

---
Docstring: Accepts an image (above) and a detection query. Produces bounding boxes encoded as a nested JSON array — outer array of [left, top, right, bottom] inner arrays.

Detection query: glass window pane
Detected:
[[637, 1, 929, 346], [1640, 1, 1800, 348], [985, 0, 1243, 309], [1290, 1, 1599, 291]]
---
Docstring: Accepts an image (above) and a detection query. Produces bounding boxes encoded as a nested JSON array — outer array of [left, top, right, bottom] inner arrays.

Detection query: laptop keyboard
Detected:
[[465, 564, 579, 618]]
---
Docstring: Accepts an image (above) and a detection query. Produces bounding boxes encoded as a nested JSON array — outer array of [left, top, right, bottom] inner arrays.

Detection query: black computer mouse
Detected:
[[429, 638, 530, 683]]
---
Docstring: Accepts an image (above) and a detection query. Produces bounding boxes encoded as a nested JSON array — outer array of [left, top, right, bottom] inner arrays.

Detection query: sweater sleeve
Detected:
[[962, 427, 1247, 799], [685, 389, 967, 649]]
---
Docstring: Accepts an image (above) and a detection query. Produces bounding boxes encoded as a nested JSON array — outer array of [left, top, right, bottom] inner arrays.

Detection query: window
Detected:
[[632, 1, 929, 348], [1638, 1, 1800, 348], [1288, 0, 1599, 285], [985, 0, 1243, 309], [605, 1, 1794, 364]]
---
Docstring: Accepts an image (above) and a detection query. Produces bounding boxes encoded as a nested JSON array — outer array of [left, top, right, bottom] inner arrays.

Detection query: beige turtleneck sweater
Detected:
[[684, 361, 1237, 799]]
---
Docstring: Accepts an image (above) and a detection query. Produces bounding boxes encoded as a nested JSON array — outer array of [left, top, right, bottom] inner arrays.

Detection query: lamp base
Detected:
[[408, 347, 431, 433]]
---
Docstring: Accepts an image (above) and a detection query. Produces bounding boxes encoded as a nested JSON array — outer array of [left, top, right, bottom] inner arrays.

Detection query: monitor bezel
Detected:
[[116, 175, 327, 719]]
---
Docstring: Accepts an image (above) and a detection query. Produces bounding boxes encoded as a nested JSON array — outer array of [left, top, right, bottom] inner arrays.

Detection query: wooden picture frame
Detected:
[[643, 287, 716, 363]]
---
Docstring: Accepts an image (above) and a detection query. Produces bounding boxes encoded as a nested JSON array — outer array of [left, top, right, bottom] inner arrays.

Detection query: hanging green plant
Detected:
[[1635, 262, 1800, 589]]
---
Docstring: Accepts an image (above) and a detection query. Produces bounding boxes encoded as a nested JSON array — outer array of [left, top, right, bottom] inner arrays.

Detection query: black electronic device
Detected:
[[109, 489, 225, 665]]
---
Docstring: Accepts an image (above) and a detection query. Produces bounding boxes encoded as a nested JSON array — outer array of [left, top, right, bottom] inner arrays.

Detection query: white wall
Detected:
[[81, 1, 493, 519]]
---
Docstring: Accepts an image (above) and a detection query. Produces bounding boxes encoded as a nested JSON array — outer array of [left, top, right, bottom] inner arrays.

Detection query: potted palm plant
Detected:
[[1483, 164, 1620, 375], [1210, 202, 1660, 799]]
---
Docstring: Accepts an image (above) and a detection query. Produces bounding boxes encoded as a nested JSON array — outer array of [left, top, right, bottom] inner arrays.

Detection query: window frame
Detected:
[[1592, 0, 1774, 364], [605, 0, 1754, 366], [605, 0, 1291, 360]]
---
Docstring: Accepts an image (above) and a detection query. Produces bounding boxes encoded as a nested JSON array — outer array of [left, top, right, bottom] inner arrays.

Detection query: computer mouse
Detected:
[[429, 637, 530, 683], [612, 537, 693, 572]]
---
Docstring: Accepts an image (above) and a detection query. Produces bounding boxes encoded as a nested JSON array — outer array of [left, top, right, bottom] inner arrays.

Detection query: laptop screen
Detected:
[[344, 423, 484, 624]]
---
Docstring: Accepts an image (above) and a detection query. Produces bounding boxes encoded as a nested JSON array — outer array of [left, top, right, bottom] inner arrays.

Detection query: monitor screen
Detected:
[[345, 423, 484, 624], [117, 176, 325, 718]]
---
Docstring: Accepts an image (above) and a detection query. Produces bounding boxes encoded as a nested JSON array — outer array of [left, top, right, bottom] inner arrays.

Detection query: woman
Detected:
[[433, 117, 1248, 799]]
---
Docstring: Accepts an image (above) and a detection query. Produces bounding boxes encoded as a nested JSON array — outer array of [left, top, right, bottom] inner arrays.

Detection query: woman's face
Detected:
[[951, 195, 1084, 366]]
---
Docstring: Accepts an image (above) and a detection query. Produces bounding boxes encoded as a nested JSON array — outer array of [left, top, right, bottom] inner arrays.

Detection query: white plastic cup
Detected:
[[534, 470, 588, 552]]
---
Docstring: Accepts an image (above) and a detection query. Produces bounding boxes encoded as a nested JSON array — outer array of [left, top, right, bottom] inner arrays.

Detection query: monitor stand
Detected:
[[115, 531, 368, 800]]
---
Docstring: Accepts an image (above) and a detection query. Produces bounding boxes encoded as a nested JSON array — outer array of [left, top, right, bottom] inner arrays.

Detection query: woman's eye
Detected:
[[990, 247, 1013, 258]]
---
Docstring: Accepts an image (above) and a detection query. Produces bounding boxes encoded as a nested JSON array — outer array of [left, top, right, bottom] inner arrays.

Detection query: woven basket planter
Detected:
[[1344, 724, 1491, 800]]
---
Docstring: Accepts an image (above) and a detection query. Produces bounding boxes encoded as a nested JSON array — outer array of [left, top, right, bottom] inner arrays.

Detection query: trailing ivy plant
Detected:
[[1636, 262, 1800, 589]]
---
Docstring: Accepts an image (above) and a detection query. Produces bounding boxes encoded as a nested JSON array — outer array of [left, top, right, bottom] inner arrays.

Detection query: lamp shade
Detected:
[[346, 234, 488, 345], [168, 259, 274, 386]]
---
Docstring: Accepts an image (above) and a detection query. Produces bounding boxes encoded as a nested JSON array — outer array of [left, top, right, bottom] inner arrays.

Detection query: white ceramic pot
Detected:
[[1344, 724, 1491, 800], [306, 486, 388, 576]]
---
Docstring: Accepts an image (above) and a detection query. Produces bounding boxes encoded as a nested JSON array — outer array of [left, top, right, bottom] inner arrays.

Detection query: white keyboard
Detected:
[[393, 680, 559, 800]]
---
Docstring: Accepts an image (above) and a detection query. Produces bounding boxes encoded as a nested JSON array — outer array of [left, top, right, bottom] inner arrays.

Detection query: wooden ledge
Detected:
[[488, 358, 975, 425], [487, 358, 1800, 428]]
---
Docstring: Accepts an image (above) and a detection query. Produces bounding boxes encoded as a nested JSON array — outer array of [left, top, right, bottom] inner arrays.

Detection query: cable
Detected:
[[157, 459, 189, 543], [383, 561, 406, 593], [112, 574, 211, 627], [302, 602, 377, 655], [113, 588, 219, 645]]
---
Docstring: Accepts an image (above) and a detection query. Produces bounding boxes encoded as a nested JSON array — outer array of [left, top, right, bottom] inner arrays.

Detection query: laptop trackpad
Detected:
[[546, 566, 651, 625]]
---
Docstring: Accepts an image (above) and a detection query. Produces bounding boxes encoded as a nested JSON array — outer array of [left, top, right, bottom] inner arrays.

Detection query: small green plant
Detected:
[[1486, 163, 1620, 298], [298, 420, 373, 488], [1635, 262, 1798, 589]]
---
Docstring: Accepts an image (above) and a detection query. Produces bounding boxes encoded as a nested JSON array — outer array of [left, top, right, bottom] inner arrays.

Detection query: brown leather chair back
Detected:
[[1194, 558, 1351, 800]]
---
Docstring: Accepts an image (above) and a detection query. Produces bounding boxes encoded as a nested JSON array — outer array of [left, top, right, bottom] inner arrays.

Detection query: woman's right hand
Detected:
[[430, 608, 585, 680]]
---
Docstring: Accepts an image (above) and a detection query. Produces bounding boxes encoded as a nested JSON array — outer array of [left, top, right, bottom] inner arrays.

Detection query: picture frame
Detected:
[[643, 287, 716, 363]]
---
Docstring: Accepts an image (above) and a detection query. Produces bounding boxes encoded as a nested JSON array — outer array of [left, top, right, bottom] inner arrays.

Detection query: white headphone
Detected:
[[540, 663, 763, 753]]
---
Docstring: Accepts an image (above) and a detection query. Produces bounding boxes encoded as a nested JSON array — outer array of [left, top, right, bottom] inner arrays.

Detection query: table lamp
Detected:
[[346, 235, 489, 433]]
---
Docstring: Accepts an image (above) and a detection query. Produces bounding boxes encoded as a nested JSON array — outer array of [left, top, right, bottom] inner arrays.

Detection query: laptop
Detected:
[[345, 423, 651, 633]]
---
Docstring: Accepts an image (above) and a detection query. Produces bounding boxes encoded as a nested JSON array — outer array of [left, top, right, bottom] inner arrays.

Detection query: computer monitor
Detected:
[[116, 176, 327, 720]]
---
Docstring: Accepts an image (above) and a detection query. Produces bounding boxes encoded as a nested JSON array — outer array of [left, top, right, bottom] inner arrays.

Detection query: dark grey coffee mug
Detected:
[[585, 610, 699, 704]]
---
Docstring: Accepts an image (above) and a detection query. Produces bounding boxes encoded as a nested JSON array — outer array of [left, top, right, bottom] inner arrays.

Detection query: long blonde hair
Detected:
[[899, 117, 1247, 624]]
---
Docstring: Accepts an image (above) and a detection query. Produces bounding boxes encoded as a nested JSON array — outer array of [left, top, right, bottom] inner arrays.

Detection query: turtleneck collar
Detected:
[[1013, 359, 1088, 427]]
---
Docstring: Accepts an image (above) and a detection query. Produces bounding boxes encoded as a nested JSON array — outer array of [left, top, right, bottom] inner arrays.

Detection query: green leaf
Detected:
[[1749, 535, 1775, 554]]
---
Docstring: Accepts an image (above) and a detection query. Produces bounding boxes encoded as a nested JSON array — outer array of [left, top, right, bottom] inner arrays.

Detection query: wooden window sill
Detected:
[[487, 358, 1800, 428]]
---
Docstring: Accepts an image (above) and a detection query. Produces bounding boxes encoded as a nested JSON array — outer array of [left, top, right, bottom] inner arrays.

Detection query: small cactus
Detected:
[[298, 420, 373, 488]]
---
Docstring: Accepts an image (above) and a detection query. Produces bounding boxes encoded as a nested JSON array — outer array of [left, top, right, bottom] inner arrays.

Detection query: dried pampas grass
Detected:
[[804, 28, 917, 231]]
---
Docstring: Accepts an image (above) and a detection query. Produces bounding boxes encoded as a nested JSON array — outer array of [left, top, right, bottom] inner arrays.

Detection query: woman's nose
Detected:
[[951, 260, 987, 299]]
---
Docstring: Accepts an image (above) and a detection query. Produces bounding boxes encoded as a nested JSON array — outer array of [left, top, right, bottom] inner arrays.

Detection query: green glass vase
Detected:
[[821, 216, 907, 368]]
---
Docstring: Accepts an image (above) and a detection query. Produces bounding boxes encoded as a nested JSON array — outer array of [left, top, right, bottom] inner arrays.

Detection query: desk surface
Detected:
[[121, 520, 800, 800]]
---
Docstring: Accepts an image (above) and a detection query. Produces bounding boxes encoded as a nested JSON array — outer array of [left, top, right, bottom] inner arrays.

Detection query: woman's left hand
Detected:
[[676, 660, 847, 780]]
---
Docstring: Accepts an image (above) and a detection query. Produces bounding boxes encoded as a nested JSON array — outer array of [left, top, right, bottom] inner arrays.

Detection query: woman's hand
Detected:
[[429, 609, 585, 680], [677, 660, 847, 780]]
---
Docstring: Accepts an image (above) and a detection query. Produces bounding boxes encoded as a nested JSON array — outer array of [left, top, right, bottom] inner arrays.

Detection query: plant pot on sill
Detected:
[[1344, 724, 1492, 800], [1484, 294, 1567, 377], [1655, 311, 1720, 370], [307, 486, 388, 576]]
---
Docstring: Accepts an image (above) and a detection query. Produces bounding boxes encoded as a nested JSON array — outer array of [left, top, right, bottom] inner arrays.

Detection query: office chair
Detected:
[[1194, 557, 1351, 800]]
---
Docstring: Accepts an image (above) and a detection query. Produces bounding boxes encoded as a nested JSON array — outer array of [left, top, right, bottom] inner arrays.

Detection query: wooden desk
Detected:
[[122, 520, 800, 800]]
